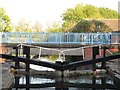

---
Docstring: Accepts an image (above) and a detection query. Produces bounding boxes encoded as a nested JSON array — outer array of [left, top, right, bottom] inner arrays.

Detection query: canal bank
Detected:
[[1, 62, 14, 89]]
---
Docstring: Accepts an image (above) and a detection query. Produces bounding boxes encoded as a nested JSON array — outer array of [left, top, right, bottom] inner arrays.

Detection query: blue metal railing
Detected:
[[0, 32, 120, 44]]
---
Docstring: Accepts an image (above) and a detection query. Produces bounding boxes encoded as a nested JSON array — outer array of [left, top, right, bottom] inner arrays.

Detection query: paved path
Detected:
[[1, 62, 14, 89]]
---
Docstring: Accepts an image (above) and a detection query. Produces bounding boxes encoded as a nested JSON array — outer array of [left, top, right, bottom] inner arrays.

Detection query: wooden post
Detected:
[[55, 61, 64, 77], [92, 76, 96, 90], [92, 54, 96, 71], [92, 46, 99, 71], [15, 76, 19, 90], [55, 74, 68, 90], [55, 82, 62, 90], [61, 62, 64, 78], [23, 46, 30, 72], [55, 61, 62, 90], [101, 77, 106, 85], [26, 53, 30, 73], [101, 46, 107, 69], [118, 44, 120, 60], [26, 75, 30, 90], [13, 47, 20, 69]]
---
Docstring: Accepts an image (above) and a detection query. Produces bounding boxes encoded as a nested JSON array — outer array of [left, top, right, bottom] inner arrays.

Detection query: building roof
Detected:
[[98, 19, 120, 31]]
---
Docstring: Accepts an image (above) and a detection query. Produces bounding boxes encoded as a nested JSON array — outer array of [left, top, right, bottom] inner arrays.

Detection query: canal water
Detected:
[[11, 73, 119, 90], [8, 58, 120, 90], [4, 57, 119, 90]]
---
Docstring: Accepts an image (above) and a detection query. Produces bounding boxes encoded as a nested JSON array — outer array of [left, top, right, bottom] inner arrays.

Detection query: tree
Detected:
[[62, 21, 76, 32], [32, 21, 42, 32], [47, 22, 63, 32], [0, 8, 13, 32], [83, 4, 102, 19], [15, 19, 32, 32], [61, 4, 85, 23], [61, 4, 120, 32], [72, 20, 112, 33], [62, 4, 119, 22], [99, 7, 119, 19]]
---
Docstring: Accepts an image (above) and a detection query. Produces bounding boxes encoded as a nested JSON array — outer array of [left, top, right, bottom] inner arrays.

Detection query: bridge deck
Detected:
[[1, 32, 120, 45]]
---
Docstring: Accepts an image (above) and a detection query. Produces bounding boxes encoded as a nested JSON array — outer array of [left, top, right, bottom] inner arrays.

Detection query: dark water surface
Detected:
[[10, 59, 120, 90], [11, 74, 119, 90]]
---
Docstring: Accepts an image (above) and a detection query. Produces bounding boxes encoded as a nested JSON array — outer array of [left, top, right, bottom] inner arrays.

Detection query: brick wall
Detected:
[[84, 47, 118, 60], [0, 45, 6, 63]]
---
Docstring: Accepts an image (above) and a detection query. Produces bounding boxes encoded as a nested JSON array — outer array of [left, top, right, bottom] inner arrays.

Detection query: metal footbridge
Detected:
[[0, 32, 120, 45]]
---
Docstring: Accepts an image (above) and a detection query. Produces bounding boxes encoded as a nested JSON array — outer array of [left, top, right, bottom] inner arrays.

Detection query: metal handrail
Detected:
[[0, 32, 120, 44]]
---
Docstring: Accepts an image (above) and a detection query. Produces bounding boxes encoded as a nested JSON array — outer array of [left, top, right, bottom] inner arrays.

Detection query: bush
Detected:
[[71, 19, 112, 33]]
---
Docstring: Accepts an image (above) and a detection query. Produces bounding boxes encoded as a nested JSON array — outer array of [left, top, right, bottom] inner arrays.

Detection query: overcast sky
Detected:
[[0, 0, 119, 29]]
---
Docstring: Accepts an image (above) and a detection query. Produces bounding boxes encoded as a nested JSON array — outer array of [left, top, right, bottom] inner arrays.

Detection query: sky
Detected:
[[0, 0, 119, 29]]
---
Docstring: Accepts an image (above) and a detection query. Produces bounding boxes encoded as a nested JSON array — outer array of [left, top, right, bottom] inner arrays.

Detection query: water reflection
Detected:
[[19, 76, 55, 84], [12, 74, 117, 90]]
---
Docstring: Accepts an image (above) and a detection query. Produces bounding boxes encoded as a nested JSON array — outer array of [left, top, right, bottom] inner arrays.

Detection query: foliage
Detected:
[[65, 55, 73, 63], [32, 21, 42, 32], [61, 4, 119, 33], [99, 7, 120, 19], [72, 20, 112, 33], [62, 4, 85, 23], [47, 22, 63, 32], [83, 4, 102, 19], [0, 8, 13, 32], [46, 55, 59, 61], [62, 21, 76, 32], [62, 4, 119, 22], [15, 19, 32, 32]]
